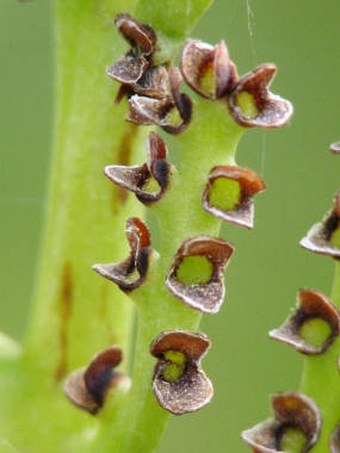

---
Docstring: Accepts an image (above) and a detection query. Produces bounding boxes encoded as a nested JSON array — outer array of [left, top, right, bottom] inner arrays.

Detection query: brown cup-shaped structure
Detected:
[[242, 392, 321, 452], [93, 217, 152, 292], [270, 288, 340, 355], [330, 424, 340, 452], [105, 132, 171, 205], [127, 68, 193, 134], [131, 66, 169, 99], [114, 13, 156, 57], [202, 165, 266, 228], [107, 14, 155, 85], [64, 346, 128, 414], [180, 39, 238, 99], [180, 38, 293, 131], [107, 14, 169, 102], [109, 64, 169, 102], [330, 142, 340, 155], [166, 236, 234, 313], [228, 64, 293, 128], [107, 53, 149, 86], [300, 192, 340, 259], [150, 330, 213, 415]]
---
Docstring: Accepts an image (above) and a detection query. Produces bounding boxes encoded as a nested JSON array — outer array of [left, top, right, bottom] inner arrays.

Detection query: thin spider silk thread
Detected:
[[245, 0, 257, 65], [245, 0, 267, 178]]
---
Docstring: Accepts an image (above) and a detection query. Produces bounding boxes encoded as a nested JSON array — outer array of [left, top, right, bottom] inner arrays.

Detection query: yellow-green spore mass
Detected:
[[330, 226, 340, 248], [200, 64, 214, 95], [164, 350, 186, 365], [166, 106, 181, 127], [162, 350, 186, 383], [279, 427, 307, 453], [176, 256, 213, 285], [209, 178, 241, 211], [125, 268, 140, 285], [299, 318, 332, 347], [236, 91, 258, 119], [143, 176, 159, 193]]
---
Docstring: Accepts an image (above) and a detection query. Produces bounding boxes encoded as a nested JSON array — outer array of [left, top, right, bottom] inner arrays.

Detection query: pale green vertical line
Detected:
[[24, 0, 144, 378], [1, 1, 145, 450], [135, 0, 214, 40], [299, 261, 340, 452], [331, 261, 340, 306]]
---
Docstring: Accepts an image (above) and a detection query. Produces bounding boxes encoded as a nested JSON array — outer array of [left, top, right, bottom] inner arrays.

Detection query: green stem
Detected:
[[25, 0, 144, 379], [93, 99, 244, 452], [331, 261, 340, 305], [135, 0, 214, 41], [299, 261, 340, 452], [1, 1, 145, 450], [156, 98, 242, 258], [25, 0, 216, 381], [2, 2, 231, 451]]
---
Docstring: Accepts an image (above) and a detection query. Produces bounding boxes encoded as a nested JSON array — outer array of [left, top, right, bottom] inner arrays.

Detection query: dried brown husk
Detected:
[[180, 39, 237, 99], [150, 330, 213, 415], [202, 165, 266, 228], [330, 141, 340, 155], [330, 423, 340, 452], [166, 236, 234, 313], [300, 192, 340, 259], [92, 217, 152, 292], [105, 132, 171, 205], [115, 14, 156, 57], [127, 68, 192, 134], [107, 14, 169, 103], [242, 392, 321, 452], [108, 63, 169, 101], [228, 64, 293, 128], [270, 288, 340, 354], [64, 346, 128, 414]]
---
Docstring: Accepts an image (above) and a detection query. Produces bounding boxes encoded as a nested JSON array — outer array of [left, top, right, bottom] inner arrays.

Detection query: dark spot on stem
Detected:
[[55, 262, 73, 382], [112, 123, 139, 209], [100, 284, 117, 345], [117, 123, 139, 166]]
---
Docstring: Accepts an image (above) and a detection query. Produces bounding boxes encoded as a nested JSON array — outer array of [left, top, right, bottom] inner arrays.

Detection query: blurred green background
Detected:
[[1, 0, 339, 452]]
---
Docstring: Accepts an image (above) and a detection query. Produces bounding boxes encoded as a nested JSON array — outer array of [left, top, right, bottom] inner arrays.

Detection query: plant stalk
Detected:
[[93, 98, 244, 452], [299, 261, 340, 452]]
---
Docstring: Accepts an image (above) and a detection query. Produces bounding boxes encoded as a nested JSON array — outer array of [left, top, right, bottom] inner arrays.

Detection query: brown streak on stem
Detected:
[[55, 262, 73, 382], [112, 123, 139, 210], [100, 284, 117, 345]]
